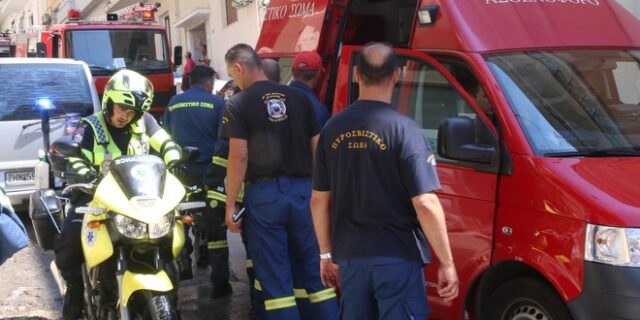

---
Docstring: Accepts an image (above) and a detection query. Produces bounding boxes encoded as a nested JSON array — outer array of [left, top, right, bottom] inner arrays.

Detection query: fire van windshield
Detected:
[[66, 29, 170, 75], [488, 50, 640, 157]]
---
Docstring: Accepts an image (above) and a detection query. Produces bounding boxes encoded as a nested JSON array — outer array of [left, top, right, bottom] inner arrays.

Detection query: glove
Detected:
[[84, 169, 99, 183], [169, 162, 188, 184]]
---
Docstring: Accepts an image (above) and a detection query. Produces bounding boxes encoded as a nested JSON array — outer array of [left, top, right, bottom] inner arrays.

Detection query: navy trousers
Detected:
[[54, 194, 92, 285], [338, 257, 430, 319], [243, 232, 267, 319], [203, 199, 230, 285], [244, 176, 338, 320]]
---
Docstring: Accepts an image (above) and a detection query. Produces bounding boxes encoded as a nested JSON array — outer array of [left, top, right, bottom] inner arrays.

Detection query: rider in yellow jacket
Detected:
[[54, 70, 181, 320]]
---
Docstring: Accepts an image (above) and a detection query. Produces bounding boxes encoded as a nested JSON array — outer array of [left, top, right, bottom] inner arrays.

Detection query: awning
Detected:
[[174, 8, 210, 29]]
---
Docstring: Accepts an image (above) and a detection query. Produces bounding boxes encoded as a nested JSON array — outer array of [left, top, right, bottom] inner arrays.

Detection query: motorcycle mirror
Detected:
[[36, 42, 47, 57], [178, 201, 206, 211], [75, 207, 105, 215], [52, 137, 84, 159], [174, 45, 183, 67]]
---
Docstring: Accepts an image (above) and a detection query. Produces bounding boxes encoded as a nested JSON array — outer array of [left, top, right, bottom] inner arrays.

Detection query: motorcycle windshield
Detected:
[[110, 154, 166, 198]]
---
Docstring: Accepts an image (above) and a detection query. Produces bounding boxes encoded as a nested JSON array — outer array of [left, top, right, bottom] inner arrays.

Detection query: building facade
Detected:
[[2, 0, 639, 76], [1, 0, 267, 79]]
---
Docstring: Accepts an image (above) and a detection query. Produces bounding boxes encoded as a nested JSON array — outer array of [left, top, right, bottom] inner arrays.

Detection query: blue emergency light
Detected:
[[35, 97, 55, 110]]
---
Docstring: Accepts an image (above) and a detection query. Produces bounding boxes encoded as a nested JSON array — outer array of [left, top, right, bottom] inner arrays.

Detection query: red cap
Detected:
[[292, 51, 322, 71]]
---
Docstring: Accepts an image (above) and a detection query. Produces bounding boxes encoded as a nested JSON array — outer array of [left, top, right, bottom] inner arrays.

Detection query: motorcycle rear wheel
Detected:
[[129, 291, 178, 320]]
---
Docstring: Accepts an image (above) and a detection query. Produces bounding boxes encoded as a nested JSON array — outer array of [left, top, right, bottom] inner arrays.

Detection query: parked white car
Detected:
[[0, 58, 100, 208]]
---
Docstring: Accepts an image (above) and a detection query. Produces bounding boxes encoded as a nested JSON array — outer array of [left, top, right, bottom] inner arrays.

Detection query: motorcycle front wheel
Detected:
[[128, 291, 178, 320]]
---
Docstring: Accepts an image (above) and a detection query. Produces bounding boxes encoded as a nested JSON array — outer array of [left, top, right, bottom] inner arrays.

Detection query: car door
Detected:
[[332, 45, 500, 319]]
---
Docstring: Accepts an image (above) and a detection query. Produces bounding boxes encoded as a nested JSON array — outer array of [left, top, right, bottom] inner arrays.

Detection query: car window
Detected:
[[349, 54, 489, 160], [488, 50, 640, 155], [0, 64, 94, 121]]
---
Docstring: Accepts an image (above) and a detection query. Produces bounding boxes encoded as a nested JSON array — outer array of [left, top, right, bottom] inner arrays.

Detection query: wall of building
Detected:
[[617, 0, 640, 19], [155, 0, 265, 79], [2, 0, 639, 74], [208, 1, 264, 79], [7, 0, 46, 32], [1, 17, 14, 31], [76, 0, 104, 19]]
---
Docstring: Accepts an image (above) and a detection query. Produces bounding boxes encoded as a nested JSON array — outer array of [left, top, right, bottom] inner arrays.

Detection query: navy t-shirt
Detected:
[[289, 80, 330, 128], [222, 80, 320, 182], [313, 100, 440, 262]]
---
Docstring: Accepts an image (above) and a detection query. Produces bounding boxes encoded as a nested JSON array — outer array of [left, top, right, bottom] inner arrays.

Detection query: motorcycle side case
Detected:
[[122, 270, 174, 307], [29, 189, 63, 251], [80, 210, 113, 268]]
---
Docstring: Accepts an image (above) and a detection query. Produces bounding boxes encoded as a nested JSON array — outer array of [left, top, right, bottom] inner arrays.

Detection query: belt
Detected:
[[246, 176, 276, 185], [246, 175, 310, 185]]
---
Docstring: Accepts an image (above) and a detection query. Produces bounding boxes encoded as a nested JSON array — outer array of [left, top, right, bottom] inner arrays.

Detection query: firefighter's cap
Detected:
[[292, 51, 323, 72]]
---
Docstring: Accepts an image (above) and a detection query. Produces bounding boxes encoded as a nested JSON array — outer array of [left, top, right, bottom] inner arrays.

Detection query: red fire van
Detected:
[[256, 0, 640, 319]]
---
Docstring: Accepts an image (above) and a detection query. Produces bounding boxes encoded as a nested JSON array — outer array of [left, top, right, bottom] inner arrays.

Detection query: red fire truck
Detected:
[[23, 4, 181, 114], [257, 0, 640, 319]]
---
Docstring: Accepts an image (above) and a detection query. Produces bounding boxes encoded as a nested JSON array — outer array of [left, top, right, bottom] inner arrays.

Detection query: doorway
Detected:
[[189, 24, 207, 63]]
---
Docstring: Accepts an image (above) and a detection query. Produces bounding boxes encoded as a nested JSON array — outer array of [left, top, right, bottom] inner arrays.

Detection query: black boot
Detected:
[[63, 282, 84, 320], [196, 245, 208, 268], [211, 282, 233, 299], [177, 256, 193, 281]]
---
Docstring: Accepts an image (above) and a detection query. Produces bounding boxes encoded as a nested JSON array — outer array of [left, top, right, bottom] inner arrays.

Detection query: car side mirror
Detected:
[[36, 42, 47, 57], [174, 46, 183, 67], [52, 137, 84, 159], [438, 116, 495, 164]]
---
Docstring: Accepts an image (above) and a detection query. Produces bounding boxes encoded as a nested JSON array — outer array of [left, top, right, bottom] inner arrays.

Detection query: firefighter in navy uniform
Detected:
[[204, 81, 272, 318], [54, 70, 181, 320], [200, 80, 242, 300], [163, 65, 225, 279], [223, 43, 338, 320], [202, 127, 240, 298]]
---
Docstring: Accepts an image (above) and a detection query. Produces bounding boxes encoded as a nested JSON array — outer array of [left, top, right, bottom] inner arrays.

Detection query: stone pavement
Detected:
[[0, 219, 251, 320]]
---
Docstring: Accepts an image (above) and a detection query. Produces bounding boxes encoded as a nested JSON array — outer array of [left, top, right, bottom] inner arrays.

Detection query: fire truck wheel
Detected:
[[488, 277, 572, 320]]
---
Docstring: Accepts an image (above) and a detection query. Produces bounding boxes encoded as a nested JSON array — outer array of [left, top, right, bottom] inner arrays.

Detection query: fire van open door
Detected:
[[333, 45, 501, 319], [256, 0, 347, 104]]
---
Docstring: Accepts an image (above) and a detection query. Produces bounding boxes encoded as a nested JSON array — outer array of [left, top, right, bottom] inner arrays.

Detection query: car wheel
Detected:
[[488, 277, 572, 320]]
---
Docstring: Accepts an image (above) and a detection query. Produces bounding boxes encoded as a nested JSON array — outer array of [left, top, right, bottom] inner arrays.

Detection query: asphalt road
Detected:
[[0, 213, 252, 320]]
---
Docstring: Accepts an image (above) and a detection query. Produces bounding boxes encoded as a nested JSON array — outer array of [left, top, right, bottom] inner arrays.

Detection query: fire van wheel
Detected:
[[488, 277, 572, 320]]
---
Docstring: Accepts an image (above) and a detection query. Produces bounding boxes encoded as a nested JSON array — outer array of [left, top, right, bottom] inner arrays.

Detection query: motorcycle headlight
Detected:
[[585, 224, 640, 267], [114, 214, 147, 239], [149, 212, 174, 239]]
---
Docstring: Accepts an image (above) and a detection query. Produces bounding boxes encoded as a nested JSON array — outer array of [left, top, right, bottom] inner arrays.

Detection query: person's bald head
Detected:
[[356, 42, 397, 86], [261, 58, 281, 83]]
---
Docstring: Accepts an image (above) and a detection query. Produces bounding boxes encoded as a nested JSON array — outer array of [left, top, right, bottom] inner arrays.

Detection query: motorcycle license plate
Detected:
[[5, 170, 35, 185]]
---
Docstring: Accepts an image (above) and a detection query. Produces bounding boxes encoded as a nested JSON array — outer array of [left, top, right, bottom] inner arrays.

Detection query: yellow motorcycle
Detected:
[[53, 138, 203, 320]]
